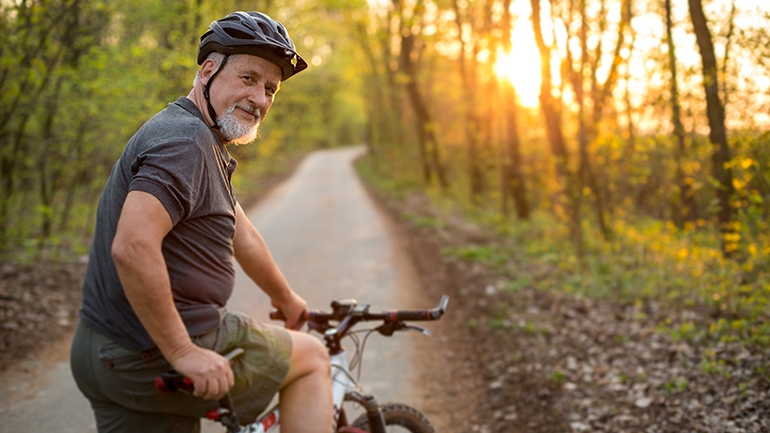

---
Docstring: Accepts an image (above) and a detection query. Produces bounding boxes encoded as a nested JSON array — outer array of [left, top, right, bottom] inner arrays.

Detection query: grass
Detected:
[[356, 154, 770, 350]]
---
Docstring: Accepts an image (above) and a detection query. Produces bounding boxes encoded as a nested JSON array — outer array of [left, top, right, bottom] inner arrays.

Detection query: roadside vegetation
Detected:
[[360, 153, 770, 349], [352, 0, 770, 356], [359, 159, 770, 432]]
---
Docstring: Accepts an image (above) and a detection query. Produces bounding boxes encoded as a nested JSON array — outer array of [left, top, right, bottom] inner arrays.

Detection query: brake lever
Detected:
[[404, 325, 431, 336], [376, 322, 431, 336]]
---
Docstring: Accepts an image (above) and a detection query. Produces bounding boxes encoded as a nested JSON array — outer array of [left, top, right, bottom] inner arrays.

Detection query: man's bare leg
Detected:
[[280, 332, 333, 433]]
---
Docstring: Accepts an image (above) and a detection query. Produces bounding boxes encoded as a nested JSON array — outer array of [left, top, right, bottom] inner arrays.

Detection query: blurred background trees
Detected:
[[1, 0, 769, 273], [0, 0, 369, 256]]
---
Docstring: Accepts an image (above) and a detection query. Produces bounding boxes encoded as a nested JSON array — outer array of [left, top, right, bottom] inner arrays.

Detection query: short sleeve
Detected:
[[128, 140, 207, 226]]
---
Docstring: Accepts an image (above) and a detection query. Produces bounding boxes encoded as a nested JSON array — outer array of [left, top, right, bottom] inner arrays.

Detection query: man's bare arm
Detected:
[[112, 190, 233, 399], [233, 202, 306, 329]]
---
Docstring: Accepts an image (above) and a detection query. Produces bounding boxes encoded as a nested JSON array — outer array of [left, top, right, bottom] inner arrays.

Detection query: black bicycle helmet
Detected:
[[197, 11, 307, 132], [198, 11, 307, 81]]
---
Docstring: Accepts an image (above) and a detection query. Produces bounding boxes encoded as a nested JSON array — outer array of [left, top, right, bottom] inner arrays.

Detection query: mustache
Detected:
[[236, 103, 261, 121]]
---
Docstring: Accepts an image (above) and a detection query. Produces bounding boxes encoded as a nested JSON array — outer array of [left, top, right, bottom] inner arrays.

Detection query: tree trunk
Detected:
[[452, 0, 484, 203], [576, 0, 611, 240], [665, 0, 695, 227], [500, 0, 529, 219], [398, 25, 447, 188], [530, 0, 581, 251], [58, 119, 88, 235], [503, 84, 530, 219], [38, 74, 66, 245], [721, 0, 737, 107], [688, 0, 736, 256]]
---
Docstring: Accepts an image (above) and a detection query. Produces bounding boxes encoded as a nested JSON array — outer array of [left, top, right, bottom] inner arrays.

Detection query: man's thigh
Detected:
[[89, 398, 201, 433], [71, 322, 215, 432], [194, 312, 292, 425], [72, 316, 292, 429]]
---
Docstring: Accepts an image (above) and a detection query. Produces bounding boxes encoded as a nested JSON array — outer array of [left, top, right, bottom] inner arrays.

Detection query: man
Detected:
[[70, 11, 333, 433]]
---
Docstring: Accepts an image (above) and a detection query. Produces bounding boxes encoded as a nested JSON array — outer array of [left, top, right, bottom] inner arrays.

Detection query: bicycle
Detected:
[[157, 295, 449, 433]]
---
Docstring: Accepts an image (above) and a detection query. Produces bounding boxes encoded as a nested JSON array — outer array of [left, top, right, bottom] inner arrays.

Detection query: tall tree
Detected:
[[452, 0, 485, 202], [559, 0, 632, 239], [530, 0, 581, 250], [664, 0, 695, 226], [500, 0, 529, 219], [393, 0, 447, 188], [687, 0, 736, 256]]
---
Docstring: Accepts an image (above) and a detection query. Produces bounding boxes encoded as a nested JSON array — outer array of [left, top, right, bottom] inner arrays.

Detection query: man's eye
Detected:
[[242, 76, 256, 84], [266, 86, 277, 95]]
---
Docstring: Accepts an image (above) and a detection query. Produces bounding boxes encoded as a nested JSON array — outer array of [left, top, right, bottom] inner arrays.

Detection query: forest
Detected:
[[1, 0, 769, 351]]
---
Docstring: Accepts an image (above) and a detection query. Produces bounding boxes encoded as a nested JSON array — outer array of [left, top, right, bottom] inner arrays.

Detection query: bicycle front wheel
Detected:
[[350, 403, 434, 433]]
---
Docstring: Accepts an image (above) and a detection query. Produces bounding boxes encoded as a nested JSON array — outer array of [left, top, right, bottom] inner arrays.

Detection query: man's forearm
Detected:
[[233, 203, 294, 301], [112, 238, 194, 361], [235, 228, 293, 300]]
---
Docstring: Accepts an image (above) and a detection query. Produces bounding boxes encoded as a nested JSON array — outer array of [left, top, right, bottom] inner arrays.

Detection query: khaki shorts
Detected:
[[71, 312, 292, 433]]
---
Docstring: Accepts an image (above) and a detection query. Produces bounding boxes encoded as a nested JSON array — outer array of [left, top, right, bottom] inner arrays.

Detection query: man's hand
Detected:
[[168, 344, 235, 400], [271, 291, 308, 331]]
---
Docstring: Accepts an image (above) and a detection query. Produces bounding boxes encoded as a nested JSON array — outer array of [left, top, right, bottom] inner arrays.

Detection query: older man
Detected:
[[71, 11, 332, 433]]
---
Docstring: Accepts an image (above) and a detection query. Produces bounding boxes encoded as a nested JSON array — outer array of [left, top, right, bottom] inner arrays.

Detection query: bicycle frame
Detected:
[[168, 296, 449, 433]]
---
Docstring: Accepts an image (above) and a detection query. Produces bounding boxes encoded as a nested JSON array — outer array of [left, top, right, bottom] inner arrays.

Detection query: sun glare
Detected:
[[495, 24, 543, 108], [491, 0, 548, 108]]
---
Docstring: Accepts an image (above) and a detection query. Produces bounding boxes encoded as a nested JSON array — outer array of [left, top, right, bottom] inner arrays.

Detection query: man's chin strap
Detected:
[[202, 54, 231, 130]]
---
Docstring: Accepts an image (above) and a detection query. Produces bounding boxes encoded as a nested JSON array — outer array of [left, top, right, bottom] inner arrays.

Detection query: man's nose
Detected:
[[248, 85, 268, 110]]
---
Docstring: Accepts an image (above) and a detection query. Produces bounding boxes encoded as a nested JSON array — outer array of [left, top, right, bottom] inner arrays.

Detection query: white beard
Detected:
[[218, 103, 260, 145]]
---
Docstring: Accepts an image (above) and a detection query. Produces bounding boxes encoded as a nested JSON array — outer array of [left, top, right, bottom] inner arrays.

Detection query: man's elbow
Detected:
[[111, 236, 132, 270], [111, 234, 149, 271]]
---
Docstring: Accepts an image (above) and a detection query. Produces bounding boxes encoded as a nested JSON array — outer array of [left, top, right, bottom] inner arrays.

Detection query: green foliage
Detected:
[[0, 0, 369, 259], [441, 245, 508, 269], [359, 0, 770, 313], [699, 350, 730, 378], [505, 275, 533, 292], [549, 370, 567, 385], [361, 140, 770, 350], [402, 212, 443, 228], [661, 376, 689, 393]]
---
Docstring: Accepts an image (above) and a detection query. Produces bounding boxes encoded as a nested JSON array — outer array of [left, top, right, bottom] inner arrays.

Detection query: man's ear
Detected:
[[198, 58, 219, 86]]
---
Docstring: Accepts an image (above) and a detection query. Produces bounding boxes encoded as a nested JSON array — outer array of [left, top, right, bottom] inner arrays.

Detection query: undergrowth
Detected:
[[357, 156, 770, 349]]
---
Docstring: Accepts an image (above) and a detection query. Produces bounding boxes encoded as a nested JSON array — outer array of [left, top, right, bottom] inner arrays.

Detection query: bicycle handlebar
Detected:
[[269, 295, 449, 324]]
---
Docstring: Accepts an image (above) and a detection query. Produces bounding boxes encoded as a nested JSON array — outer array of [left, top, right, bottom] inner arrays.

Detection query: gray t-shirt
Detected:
[[80, 97, 239, 351]]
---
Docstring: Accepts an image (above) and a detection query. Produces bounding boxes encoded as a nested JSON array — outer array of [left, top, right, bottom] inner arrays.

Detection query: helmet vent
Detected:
[[224, 27, 255, 41], [257, 22, 272, 36]]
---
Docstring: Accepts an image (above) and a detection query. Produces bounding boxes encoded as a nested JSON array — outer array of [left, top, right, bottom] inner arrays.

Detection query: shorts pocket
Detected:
[[98, 341, 166, 372]]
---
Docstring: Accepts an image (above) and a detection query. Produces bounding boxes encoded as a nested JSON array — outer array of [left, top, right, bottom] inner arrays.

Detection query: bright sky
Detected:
[[494, 0, 545, 108], [493, 0, 770, 125]]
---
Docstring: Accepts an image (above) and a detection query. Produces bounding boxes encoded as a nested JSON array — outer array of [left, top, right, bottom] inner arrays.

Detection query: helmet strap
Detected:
[[202, 54, 231, 130]]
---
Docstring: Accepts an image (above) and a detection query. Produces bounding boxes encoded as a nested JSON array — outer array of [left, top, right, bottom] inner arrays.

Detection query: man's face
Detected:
[[203, 54, 282, 144]]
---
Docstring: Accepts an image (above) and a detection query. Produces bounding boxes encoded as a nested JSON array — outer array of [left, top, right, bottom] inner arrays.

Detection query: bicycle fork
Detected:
[[343, 391, 387, 433], [330, 351, 386, 433]]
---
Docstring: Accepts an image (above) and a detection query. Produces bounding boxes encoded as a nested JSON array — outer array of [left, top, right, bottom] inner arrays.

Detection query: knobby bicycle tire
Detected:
[[350, 403, 434, 433]]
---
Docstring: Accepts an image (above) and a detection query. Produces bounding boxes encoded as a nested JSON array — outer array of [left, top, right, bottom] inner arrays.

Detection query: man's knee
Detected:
[[286, 332, 330, 379]]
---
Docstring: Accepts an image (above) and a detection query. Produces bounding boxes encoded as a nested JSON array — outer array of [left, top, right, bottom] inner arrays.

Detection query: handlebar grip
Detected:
[[388, 295, 449, 321], [156, 372, 194, 394], [388, 310, 437, 321]]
